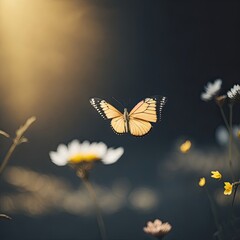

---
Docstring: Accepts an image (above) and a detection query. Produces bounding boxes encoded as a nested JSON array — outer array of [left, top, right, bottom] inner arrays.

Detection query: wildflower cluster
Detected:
[[199, 79, 240, 239], [200, 79, 240, 196]]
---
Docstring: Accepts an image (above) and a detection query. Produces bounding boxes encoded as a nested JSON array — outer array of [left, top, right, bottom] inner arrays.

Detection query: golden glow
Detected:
[[199, 177, 206, 187], [68, 154, 100, 164], [0, 0, 114, 123], [180, 140, 191, 153]]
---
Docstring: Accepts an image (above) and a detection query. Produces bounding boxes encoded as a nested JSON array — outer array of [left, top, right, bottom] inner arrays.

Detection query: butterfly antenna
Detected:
[[112, 97, 125, 108]]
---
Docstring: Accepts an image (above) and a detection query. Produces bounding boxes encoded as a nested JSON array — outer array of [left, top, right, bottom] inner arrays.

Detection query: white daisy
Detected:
[[227, 84, 240, 100], [49, 140, 124, 166], [201, 79, 222, 101]]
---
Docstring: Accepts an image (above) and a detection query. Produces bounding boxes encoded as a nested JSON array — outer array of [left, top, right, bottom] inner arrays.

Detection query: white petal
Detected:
[[214, 79, 222, 89], [49, 151, 67, 166], [227, 91, 233, 98], [95, 142, 107, 158], [79, 140, 90, 153], [201, 92, 212, 101], [88, 142, 98, 153], [102, 147, 124, 165], [68, 139, 81, 156], [201, 79, 222, 101], [49, 144, 70, 166]]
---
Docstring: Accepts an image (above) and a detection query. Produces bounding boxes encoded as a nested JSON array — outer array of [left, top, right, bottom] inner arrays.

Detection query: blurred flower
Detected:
[[201, 79, 222, 101], [129, 187, 158, 211], [215, 125, 240, 145], [180, 140, 191, 153], [215, 126, 229, 146], [50, 140, 124, 166], [0, 167, 129, 216], [199, 177, 206, 187], [211, 171, 222, 180], [143, 219, 172, 239], [227, 84, 240, 102], [224, 182, 233, 195], [236, 130, 240, 139]]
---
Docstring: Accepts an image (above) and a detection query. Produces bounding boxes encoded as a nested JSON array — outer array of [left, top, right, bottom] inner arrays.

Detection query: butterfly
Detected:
[[89, 96, 167, 137]]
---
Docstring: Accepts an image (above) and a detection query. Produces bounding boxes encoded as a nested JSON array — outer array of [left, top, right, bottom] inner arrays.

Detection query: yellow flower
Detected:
[[180, 140, 191, 153], [199, 177, 206, 187], [224, 182, 233, 195], [237, 130, 240, 139], [211, 171, 222, 180]]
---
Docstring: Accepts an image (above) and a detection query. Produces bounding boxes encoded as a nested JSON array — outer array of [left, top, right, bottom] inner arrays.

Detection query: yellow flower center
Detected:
[[68, 153, 100, 164]]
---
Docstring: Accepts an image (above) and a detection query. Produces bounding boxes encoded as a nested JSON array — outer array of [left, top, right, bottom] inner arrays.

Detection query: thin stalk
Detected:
[[219, 106, 230, 131], [82, 178, 107, 240], [218, 105, 239, 171], [229, 104, 234, 182], [0, 140, 18, 176], [205, 188, 224, 240], [0, 116, 36, 176]]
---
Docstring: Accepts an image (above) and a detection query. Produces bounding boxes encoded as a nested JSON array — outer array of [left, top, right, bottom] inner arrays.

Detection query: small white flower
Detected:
[[227, 84, 240, 100], [201, 79, 222, 101], [49, 140, 124, 166], [143, 219, 172, 238]]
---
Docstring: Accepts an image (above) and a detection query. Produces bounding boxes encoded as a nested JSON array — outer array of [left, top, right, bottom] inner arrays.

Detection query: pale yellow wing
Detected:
[[90, 98, 126, 134], [129, 96, 166, 123], [128, 96, 167, 136], [111, 116, 127, 134], [128, 117, 152, 136], [90, 98, 123, 119]]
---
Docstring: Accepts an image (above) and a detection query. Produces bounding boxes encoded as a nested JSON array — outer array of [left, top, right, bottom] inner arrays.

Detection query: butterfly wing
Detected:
[[89, 98, 126, 134], [128, 96, 167, 136], [128, 118, 152, 137]]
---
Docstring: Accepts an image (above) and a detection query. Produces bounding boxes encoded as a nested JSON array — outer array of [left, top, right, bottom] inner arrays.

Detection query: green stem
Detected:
[[82, 178, 107, 240]]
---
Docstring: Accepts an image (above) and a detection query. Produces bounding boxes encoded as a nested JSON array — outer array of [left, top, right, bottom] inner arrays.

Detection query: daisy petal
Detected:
[[49, 151, 67, 166], [102, 147, 124, 165], [68, 140, 81, 155]]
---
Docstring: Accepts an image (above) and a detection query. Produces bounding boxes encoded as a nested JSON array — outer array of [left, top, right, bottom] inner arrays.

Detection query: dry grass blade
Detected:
[[0, 130, 10, 138], [0, 116, 36, 176], [0, 214, 12, 220], [15, 116, 36, 140]]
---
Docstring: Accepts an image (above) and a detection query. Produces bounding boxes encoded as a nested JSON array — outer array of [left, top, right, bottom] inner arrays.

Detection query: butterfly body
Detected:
[[123, 108, 130, 133], [90, 96, 167, 137]]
